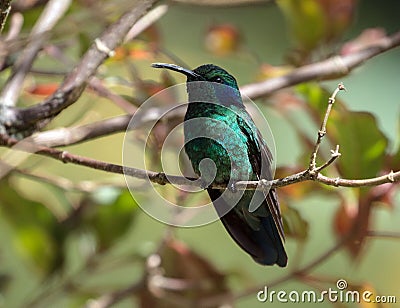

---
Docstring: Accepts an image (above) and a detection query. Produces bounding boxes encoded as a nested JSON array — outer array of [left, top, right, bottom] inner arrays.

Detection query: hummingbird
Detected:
[[152, 63, 287, 267]]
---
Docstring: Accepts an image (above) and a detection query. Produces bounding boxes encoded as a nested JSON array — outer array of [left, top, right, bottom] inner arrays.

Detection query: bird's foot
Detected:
[[228, 182, 237, 193]]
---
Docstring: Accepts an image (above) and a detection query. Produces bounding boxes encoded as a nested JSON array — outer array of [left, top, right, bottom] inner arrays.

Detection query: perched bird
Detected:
[[152, 63, 287, 267]]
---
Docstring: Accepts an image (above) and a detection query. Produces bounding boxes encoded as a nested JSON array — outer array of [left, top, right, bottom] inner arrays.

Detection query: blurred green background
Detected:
[[0, 0, 399, 307]]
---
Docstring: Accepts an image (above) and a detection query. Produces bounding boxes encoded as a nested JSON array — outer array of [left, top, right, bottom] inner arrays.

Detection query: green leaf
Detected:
[[328, 111, 388, 180]]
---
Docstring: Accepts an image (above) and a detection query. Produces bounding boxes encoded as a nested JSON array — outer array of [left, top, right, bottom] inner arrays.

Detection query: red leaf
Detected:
[[27, 83, 59, 96]]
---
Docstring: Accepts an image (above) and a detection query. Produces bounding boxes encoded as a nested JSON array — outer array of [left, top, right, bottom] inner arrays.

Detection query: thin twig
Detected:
[[314, 145, 341, 173], [309, 83, 345, 173]]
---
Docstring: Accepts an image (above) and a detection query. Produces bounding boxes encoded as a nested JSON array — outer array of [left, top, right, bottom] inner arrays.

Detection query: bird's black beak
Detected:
[[152, 63, 201, 79]]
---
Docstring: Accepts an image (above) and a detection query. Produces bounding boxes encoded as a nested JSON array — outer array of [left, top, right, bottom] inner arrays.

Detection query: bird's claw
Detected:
[[228, 182, 237, 193]]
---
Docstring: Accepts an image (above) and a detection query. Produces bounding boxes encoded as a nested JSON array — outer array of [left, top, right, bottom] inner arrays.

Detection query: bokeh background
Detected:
[[0, 0, 399, 307]]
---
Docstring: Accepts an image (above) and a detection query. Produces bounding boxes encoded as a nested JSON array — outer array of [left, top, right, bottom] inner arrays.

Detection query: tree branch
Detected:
[[31, 115, 132, 147], [30, 104, 185, 147], [240, 31, 400, 99], [0, 0, 72, 107], [0, 134, 398, 190], [5, 0, 157, 135], [0, 34, 398, 190]]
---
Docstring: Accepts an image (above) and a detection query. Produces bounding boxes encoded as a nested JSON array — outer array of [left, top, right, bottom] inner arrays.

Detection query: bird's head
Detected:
[[191, 64, 239, 90], [152, 63, 242, 106]]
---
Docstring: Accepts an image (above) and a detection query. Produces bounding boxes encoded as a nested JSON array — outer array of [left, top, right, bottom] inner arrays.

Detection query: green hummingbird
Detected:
[[152, 63, 287, 267]]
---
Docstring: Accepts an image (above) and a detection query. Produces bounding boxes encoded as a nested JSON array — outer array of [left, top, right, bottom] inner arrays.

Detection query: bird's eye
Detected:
[[212, 76, 223, 83]]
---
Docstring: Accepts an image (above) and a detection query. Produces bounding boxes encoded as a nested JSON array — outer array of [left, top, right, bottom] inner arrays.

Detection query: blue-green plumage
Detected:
[[152, 63, 287, 267]]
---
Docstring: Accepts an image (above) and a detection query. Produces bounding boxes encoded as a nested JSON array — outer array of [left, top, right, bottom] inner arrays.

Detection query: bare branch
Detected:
[[0, 134, 398, 190], [8, 0, 157, 133], [314, 145, 341, 173], [31, 115, 132, 147], [241, 31, 400, 100], [315, 172, 400, 188], [31, 106, 184, 148], [0, 0, 72, 107], [31, 105, 185, 147]]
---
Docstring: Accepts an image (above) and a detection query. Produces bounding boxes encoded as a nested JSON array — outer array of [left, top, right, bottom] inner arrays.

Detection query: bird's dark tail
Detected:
[[256, 214, 287, 267], [208, 188, 287, 267]]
